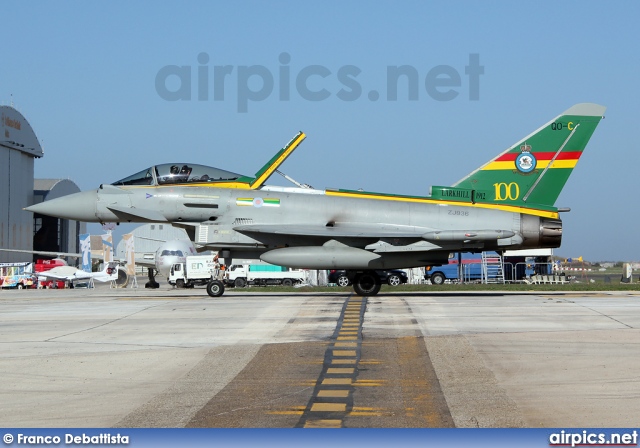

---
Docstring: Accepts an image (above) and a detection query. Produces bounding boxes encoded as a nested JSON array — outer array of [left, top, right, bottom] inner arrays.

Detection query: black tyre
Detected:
[[430, 272, 446, 285], [387, 274, 402, 286], [353, 271, 381, 296], [282, 278, 293, 287], [234, 277, 247, 288], [337, 275, 350, 287], [206, 280, 225, 297], [176, 279, 185, 289]]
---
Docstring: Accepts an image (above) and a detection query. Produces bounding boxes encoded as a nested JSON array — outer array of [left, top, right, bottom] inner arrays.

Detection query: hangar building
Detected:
[[0, 106, 85, 263], [32, 179, 85, 257]]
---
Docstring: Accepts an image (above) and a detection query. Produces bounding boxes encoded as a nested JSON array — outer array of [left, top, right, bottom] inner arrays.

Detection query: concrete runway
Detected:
[[1, 286, 639, 428]]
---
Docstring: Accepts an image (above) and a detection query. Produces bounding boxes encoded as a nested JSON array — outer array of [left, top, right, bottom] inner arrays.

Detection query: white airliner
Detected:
[[138, 239, 197, 288]]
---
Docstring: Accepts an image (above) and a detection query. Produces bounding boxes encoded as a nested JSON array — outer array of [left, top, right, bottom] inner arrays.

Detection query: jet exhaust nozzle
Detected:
[[520, 215, 563, 248], [539, 218, 562, 246]]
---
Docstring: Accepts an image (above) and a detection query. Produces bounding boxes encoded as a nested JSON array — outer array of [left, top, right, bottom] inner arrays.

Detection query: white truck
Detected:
[[224, 264, 305, 287], [169, 255, 219, 288]]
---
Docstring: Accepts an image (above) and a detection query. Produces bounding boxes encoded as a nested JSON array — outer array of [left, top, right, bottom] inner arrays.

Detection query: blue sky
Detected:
[[2, 1, 637, 261]]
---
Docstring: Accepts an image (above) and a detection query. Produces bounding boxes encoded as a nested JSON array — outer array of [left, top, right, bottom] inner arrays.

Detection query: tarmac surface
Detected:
[[1, 285, 639, 428]]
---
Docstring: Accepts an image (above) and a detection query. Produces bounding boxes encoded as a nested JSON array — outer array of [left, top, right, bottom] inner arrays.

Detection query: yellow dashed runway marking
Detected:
[[267, 295, 448, 428], [311, 403, 347, 412], [331, 359, 356, 365], [317, 390, 350, 398], [333, 350, 356, 357], [354, 380, 386, 387], [295, 295, 371, 428], [187, 294, 454, 428], [349, 407, 388, 417], [327, 368, 355, 374], [303, 419, 342, 428], [321, 378, 352, 385]]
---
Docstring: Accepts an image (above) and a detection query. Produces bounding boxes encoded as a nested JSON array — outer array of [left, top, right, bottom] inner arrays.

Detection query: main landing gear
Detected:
[[145, 268, 160, 289], [202, 270, 381, 298], [352, 270, 381, 296]]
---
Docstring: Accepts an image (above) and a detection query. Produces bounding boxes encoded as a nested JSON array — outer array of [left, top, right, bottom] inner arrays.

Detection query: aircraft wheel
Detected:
[[206, 280, 225, 297], [234, 277, 247, 288], [353, 271, 381, 296], [282, 278, 293, 287], [430, 272, 445, 285], [337, 275, 350, 287], [387, 274, 402, 286]]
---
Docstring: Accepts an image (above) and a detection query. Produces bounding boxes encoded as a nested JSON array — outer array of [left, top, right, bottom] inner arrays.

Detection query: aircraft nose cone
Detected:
[[25, 190, 99, 222]]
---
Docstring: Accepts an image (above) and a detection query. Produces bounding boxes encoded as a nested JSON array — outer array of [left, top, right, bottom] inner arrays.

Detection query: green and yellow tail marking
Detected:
[[452, 103, 606, 209]]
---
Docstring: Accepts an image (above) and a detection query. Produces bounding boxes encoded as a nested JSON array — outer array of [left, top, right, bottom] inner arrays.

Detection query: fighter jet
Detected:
[[25, 103, 606, 297]]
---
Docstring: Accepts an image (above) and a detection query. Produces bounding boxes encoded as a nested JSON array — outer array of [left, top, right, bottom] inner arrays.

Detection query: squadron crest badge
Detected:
[[515, 143, 536, 173]]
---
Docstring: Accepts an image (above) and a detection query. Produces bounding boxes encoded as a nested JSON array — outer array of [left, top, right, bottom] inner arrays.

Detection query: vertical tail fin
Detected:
[[102, 261, 119, 279], [452, 103, 606, 208]]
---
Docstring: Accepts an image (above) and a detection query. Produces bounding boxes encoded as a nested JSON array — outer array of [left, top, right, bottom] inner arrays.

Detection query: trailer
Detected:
[[0, 262, 37, 289], [224, 264, 305, 287]]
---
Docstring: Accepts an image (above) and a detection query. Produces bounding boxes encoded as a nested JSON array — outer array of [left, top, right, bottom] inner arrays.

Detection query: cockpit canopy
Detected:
[[111, 163, 245, 186]]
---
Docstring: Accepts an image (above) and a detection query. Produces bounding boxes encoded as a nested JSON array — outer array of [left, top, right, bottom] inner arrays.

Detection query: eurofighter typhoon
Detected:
[[26, 104, 606, 297]]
